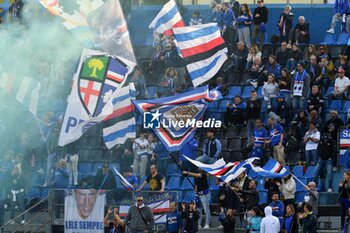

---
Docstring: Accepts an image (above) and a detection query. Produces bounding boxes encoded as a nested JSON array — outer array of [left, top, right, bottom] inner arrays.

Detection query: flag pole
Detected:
[[290, 172, 308, 188], [224, 182, 243, 199], [167, 151, 196, 189]]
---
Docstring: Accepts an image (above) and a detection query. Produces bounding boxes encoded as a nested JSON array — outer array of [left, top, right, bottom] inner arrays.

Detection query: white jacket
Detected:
[[261, 206, 280, 233], [279, 177, 296, 200]]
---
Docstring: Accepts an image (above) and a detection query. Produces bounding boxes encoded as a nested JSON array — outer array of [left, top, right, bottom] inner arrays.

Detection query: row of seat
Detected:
[[321, 33, 349, 46]]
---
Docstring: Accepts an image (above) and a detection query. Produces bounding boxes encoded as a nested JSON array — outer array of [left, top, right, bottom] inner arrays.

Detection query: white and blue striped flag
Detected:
[[245, 158, 290, 178], [15, 77, 41, 116], [173, 23, 228, 87]]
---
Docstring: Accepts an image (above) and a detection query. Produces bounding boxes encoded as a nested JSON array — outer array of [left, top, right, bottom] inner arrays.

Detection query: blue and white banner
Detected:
[[340, 128, 350, 155], [64, 189, 105, 233], [245, 158, 290, 178]]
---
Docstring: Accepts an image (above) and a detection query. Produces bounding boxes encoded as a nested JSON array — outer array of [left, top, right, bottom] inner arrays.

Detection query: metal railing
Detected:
[[0, 197, 49, 233]]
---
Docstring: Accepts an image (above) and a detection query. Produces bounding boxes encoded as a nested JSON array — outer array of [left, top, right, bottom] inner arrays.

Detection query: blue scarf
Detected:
[[293, 69, 306, 96]]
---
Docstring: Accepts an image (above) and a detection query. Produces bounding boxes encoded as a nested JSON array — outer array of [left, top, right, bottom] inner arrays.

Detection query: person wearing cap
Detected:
[[196, 129, 221, 164], [252, 0, 269, 51], [313, 130, 336, 192], [303, 122, 320, 167], [328, 68, 350, 102], [291, 61, 310, 113], [319, 54, 335, 91]]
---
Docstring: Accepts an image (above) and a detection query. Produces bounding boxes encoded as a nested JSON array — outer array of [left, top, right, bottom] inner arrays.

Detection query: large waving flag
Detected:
[[102, 84, 136, 149], [111, 164, 135, 190], [183, 156, 227, 175], [149, 0, 185, 36], [245, 158, 290, 178], [58, 49, 136, 147], [173, 23, 228, 87], [132, 86, 218, 152], [0, 74, 40, 116]]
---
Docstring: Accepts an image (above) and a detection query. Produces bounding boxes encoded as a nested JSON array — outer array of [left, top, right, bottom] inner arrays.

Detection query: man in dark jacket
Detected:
[[298, 203, 317, 233], [246, 90, 262, 144], [232, 41, 248, 72], [275, 41, 290, 67], [124, 195, 154, 233], [307, 85, 324, 115], [313, 132, 336, 192], [289, 16, 310, 44], [237, 180, 259, 210], [252, 0, 269, 51], [307, 55, 322, 87], [94, 164, 117, 204]]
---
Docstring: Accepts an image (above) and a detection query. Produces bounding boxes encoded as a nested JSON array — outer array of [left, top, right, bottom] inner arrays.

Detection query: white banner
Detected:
[[64, 189, 105, 233]]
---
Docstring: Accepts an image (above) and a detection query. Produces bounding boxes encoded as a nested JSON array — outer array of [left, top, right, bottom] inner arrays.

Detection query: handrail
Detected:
[[0, 197, 48, 232], [11, 208, 49, 233], [31, 219, 51, 233]]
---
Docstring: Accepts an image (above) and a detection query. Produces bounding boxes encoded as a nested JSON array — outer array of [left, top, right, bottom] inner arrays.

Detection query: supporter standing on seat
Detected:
[[303, 122, 320, 166], [260, 206, 280, 233], [246, 90, 262, 145], [338, 171, 350, 231], [252, 0, 268, 51], [291, 62, 310, 113], [266, 117, 285, 165], [277, 5, 294, 43], [251, 119, 268, 159], [328, 68, 350, 101], [166, 202, 183, 233], [182, 167, 211, 229], [301, 182, 319, 216], [278, 174, 296, 208], [326, 0, 350, 34], [313, 132, 335, 192], [133, 132, 149, 178], [298, 203, 317, 233], [196, 129, 221, 164], [237, 4, 253, 48], [269, 192, 284, 226], [222, 2, 236, 56], [282, 204, 299, 233]]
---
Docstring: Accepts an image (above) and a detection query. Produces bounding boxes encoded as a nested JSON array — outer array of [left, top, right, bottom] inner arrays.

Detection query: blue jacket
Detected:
[[224, 8, 236, 28], [211, 11, 224, 29], [335, 0, 350, 15], [266, 63, 282, 78], [237, 14, 253, 28], [247, 216, 262, 233], [166, 211, 183, 233], [53, 167, 69, 188], [181, 138, 198, 161], [269, 201, 284, 219]]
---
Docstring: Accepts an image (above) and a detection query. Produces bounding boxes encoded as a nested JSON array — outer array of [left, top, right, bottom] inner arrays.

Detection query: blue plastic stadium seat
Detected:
[[342, 101, 350, 113], [328, 100, 342, 112], [296, 191, 307, 203], [207, 112, 223, 122], [325, 86, 334, 97], [78, 162, 92, 175], [241, 86, 255, 99], [337, 33, 349, 45], [166, 176, 181, 190], [218, 99, 231, 112], [304, 166, 316, 179], [167, 163, 180, 176], [257, 86, 263, 99], [296, 178, 308, 191], [227, 86, 241, 98], [292, 165, 304, 178], [27, 187, 41, 200], [182, 191, 196, 203], [147, 86, 157, 99], [321, 33, 337, 45], [332, 172, 343, 191], [91, 163, 104, 175], [208, 101, 218, 112], [180, 177, 195, 191], [258, 191, 267, 205]]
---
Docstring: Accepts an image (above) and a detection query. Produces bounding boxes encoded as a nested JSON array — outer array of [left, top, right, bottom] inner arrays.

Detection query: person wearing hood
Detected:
[[261, 206, 280, 233]]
